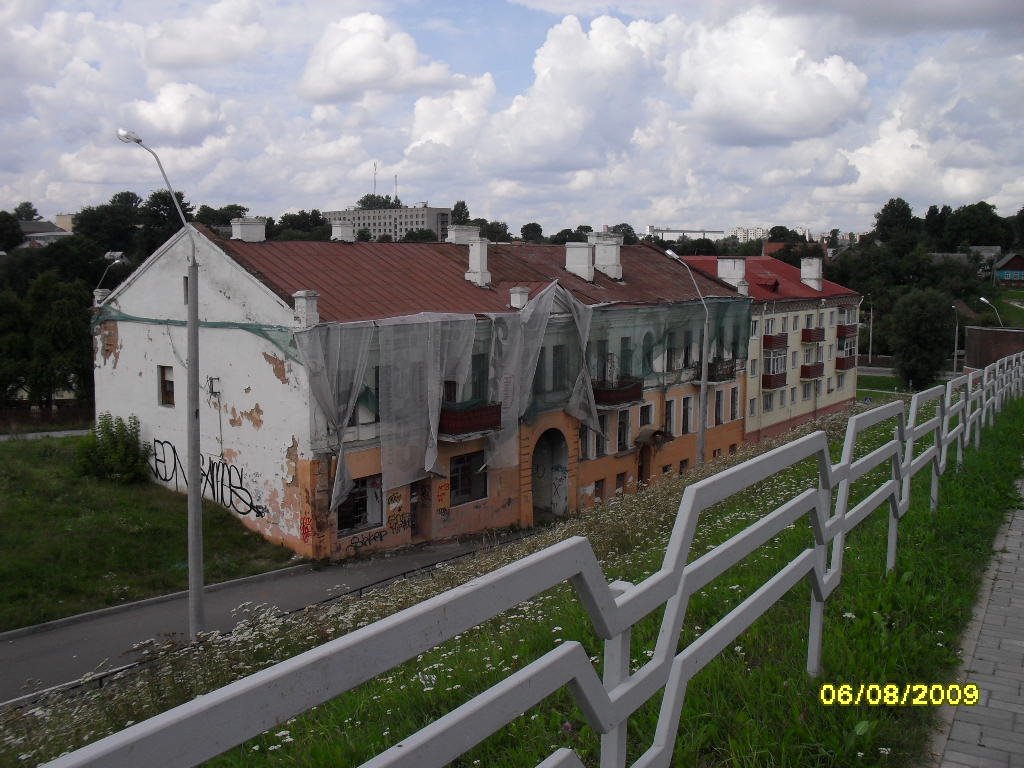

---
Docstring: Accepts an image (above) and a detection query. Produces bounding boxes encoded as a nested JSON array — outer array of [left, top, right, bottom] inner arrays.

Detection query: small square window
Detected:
[[594, 478, 605, 500], [158, 365, 175, 407]]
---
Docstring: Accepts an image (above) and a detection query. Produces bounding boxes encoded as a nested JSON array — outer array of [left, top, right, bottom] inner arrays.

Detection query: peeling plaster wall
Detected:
[[93, 230, 317, 555]]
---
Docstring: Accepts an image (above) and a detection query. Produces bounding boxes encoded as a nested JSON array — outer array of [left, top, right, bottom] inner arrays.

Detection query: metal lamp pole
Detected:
[[868, 295, 873, 364], [117, 128, 204, 637], [667, 250, 709, 467], [980, 296, 1004, 328], [951, 305, 959, 374]]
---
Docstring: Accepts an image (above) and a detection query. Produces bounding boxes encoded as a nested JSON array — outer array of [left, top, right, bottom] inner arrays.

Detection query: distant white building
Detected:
[[324, 203, 450, 242], [730, 226, 769, 243]]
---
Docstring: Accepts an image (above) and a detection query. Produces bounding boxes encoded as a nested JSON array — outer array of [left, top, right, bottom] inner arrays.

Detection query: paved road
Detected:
[[0, 535, 512, 703]]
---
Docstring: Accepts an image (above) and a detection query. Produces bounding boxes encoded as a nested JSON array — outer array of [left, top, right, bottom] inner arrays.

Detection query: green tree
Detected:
[[470, 219, 510, 242], [609, 223, 638, 245], [23, 272, 92, 407], [943, 201, 1012, 249], [520, 222, 544, 243], [0, 289, 29, 404], [768, 225, 800, 242], [196, 203, 249, 227], [137, 189, 194, 256], [0, 211, 23, 251], [376, 233, 393, 243], [74, 190, 143, 255], [451, 200, 470, 225], [356, 194, 402, 210], [401, 228, 438, 242], [886, 288, 955, 387], [356, 228, 372, 242], [874, 197, 915, 241], [13, 201, 40, 221], [549, 228, 583, 245]]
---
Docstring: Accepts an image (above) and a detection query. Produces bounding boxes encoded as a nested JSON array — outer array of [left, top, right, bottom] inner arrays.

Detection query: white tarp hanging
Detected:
[[294, 321, 375, 513], [378, 313, 477, 492], [486, 282, 600, 469]]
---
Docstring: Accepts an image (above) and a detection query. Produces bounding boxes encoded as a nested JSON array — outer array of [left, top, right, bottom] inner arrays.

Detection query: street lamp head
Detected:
[[665, 248, 680, 260], [980, 296, 991, 305], [116, 127, 142, 144]]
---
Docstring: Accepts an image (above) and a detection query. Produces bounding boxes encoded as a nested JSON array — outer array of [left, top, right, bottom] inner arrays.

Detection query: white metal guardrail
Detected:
[[46, 353, 1024, 768]]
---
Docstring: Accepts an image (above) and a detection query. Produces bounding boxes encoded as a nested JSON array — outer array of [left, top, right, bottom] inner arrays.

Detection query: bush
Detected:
[[78, 412, 152, 483]]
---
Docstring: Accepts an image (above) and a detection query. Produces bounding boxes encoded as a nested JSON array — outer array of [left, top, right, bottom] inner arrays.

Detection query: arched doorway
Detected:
[[532, 428, 569, 523]]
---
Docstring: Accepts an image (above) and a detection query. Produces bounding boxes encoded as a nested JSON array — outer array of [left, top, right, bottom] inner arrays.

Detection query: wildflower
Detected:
[[843, 612, 856, 619], [878, 747, 891, 755]]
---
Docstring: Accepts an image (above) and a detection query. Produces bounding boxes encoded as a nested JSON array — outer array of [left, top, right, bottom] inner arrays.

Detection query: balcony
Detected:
[[439, 402, 501, 436], [705, 358, 737, 382], [836, 323, 858, 339], [761, 371, 787, 390], [593, 376, 643, 406], [835, 355, 857, 371], [761, 332, 788, 350], [801, 327, 825, 343], [800, 362, 824, 379]]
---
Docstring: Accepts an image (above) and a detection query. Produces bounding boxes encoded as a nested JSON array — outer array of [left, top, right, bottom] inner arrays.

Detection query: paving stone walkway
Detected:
[[931, 498, 1024, 767]]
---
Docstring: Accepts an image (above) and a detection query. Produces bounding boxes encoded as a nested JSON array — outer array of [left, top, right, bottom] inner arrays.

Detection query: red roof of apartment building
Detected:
[[204, 227, 740, 323], [684, 254, 858, 302]]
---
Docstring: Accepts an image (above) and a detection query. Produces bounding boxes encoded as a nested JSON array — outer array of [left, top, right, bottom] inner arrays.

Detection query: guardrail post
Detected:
[[600, 626, 630, 768]]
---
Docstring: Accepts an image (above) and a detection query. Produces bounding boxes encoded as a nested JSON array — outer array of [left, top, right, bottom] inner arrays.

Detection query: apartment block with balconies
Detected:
[[684, 251, 860, 443]]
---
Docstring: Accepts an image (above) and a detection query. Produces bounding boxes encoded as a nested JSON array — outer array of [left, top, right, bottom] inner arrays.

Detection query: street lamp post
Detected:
[[951, 305, 959, 374], [666, 249, 709, 467], [980, 296, 1004, 328], [117, 128, 204, 638], [868, 295, 874, 364]]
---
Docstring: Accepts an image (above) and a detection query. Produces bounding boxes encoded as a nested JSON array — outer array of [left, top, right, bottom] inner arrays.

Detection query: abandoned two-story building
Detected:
[[93, 220, 753, 559]]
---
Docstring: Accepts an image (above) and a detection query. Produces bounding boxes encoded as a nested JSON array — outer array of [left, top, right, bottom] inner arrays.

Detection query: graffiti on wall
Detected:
[[386, 490, 413, 533], [346, 528, 387, 555], [435, 480, 451, 524], [150, 438, 268, 518]]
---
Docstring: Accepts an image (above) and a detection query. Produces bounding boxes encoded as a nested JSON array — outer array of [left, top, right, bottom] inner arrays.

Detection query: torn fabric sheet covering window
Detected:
[[378, 313, 477, 493], [485, 281, 600, 469], [294, 321, 374, 513]]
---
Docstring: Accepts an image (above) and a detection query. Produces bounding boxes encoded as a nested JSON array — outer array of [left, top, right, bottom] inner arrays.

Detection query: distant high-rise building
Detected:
[[730, 226, 769, 243], [324, 202, 450, 241]]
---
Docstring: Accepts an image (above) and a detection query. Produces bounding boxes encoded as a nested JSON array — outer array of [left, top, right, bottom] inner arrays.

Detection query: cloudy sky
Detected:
[[2, 0, 1022, 237]]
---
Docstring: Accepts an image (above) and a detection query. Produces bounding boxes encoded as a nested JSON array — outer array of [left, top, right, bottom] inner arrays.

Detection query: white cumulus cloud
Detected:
[[128, 83, 226, 145], [298, 13, 451, 103], [145, 0, 267, 69]]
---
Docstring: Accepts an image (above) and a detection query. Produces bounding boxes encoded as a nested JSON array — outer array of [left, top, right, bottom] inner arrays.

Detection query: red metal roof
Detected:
[[683, 254, 858, 302], [204, 227, 740, 323]]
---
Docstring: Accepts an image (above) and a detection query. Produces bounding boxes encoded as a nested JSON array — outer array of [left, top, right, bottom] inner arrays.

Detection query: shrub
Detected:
[[78, 412, 153, 483]]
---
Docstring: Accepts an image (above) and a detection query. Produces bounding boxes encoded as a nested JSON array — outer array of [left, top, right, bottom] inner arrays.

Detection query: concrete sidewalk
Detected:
[[930, 497, 1024, 767], [0, 534, 521, 704]]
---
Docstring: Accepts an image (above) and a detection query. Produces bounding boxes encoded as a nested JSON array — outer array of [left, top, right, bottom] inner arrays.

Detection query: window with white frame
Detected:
[[749, 397, 757, 416], [764, 317, 775, 334], [664, 399, 674, 435], [765, 350, 786, 374], [617, 408, 630, 452], [682, 396, 692, 433], [750, 359, 759, 376], [762, 391, 774, 412]]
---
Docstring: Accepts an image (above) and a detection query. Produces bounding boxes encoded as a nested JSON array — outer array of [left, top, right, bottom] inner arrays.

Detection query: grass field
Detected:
[[0, 436, 299, 631], [857, 374, 906, 392], [4, 399, 1021, 767]]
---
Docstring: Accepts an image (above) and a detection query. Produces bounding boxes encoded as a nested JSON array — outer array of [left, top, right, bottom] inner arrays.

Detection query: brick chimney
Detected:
[[292, 290, 319, 328], [716, 255, 747, 287], [510, 286, 530, 309], [565, 242, 594, 281], [589, 232, 623, 279], [465, 237, 491, 287], [800, 255, 823, 291], [230, 217, 267, 242], [447, 225, 481, 245], [331, 222, 356, 242]]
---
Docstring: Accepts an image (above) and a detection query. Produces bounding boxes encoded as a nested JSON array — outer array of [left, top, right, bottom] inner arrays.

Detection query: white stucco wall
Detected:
[[93, 229, 314, 544]]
